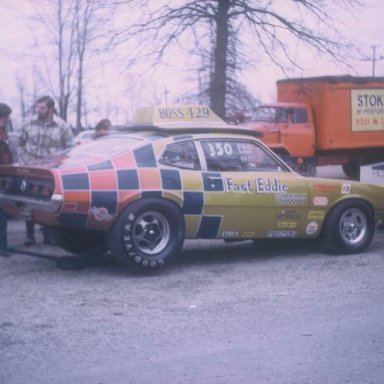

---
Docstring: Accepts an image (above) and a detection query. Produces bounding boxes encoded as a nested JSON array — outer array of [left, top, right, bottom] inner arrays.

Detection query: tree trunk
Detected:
[[58, 0, 65, 119], [76, 54, 84, 130], [209, 0, 230, 119]]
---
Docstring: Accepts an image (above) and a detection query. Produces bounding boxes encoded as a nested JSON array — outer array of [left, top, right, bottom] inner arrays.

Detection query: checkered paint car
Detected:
[[0, 105, 383, 272]]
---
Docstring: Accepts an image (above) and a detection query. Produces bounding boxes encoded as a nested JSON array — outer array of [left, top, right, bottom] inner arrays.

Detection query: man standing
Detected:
[[0, 103, 14, 248], [18, 95, 74, 245], [18, 95, 74, 162]]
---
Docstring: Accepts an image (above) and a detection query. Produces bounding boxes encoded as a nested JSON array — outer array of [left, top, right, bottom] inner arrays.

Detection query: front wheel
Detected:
[[108, 199, 185, 272], [324, 200, 375, 254]]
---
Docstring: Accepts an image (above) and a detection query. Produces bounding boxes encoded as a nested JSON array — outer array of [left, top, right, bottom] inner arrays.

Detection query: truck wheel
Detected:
[[324, 200, 374, 254], [108, 199, 185, 272], [342, 162, 359, 180]]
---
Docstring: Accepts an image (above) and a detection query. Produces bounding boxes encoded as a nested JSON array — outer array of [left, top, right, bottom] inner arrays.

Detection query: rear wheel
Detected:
[[324, 200, 374, 254], [108, 199, 184, 272]]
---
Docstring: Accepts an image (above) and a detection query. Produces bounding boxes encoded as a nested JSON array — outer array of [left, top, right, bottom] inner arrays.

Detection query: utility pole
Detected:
[[370, 45, 384, 77]]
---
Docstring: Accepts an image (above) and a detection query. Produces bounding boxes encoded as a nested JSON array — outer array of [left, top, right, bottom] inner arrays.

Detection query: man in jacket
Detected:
[[18, 95, 74, 245]]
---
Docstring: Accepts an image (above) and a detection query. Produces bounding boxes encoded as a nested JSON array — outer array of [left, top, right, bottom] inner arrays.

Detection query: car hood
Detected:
[[18, 136, 141, 169]]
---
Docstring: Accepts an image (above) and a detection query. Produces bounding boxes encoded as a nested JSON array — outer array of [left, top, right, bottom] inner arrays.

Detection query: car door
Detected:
[[198, 138, 311, 239], [157, 139, 207, 238]]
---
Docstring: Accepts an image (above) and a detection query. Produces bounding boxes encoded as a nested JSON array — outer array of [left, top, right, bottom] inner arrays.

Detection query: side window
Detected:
[[158, 141, 200, 170], [200, 139, 282, 172], [291, 109, 308, 124], [275, 109, 288, 123]]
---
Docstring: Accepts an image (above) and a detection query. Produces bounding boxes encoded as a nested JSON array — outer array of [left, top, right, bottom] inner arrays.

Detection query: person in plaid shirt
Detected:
[[18, 95, 74, 163], [0, 103, 13, 247], [18, 96, 74, 245]]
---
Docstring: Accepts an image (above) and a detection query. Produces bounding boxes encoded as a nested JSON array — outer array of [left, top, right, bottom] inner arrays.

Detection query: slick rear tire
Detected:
[[324, 200, 374, 254], [108, 199, 185, 272]]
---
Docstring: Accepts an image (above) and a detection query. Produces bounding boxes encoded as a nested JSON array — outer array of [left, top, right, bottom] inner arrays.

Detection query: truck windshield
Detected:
[[251, 107, 288, 123]]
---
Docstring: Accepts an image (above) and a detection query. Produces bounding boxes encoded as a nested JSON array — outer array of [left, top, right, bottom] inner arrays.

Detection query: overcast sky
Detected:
[[0, 0, 384, 124]]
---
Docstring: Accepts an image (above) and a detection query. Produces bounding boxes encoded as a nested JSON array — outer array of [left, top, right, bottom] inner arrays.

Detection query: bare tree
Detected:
[[74, 0, 97, 130], [28, 0, 78, 121], [27, 0, 114, 127], [15, 77, 27, 119], [15, 65, 44, 118], [113, 0, 361, 119], [57, 0, 77, 121]]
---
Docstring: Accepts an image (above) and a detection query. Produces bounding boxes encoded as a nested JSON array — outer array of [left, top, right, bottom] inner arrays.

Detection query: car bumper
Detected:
[[0, 193, 63, 213]]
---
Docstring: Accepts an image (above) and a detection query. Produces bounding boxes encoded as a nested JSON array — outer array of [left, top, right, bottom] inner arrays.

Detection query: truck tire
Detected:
[[342, 162, 359, 180], [324, 200, 374, 254], [108, 199, 185, 272]]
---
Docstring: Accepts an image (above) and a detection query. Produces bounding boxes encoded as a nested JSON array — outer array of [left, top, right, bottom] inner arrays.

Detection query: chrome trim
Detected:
[[0, 193, 63, 213]]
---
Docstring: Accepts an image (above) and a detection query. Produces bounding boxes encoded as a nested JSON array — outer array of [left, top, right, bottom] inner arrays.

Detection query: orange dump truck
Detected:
[[245, 75, 384, 178]]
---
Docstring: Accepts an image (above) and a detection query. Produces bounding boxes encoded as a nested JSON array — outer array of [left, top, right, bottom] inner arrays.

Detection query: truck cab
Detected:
[[245, 102, 316, 174]]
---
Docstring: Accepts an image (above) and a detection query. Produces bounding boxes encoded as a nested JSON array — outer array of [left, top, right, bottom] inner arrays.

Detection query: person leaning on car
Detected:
[[0, 103, 14, 248], [18, 95, 74, 246]]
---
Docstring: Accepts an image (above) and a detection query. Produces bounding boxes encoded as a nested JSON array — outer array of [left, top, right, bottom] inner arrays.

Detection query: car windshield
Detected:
[[251, 107, 288, 123], [69, 136, 141, 156]]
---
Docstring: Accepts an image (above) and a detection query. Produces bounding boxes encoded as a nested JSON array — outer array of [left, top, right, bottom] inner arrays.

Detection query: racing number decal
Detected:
[[187, 106, 210, 119], [158, 106, 211, 120], [207, 142, 233, 157]]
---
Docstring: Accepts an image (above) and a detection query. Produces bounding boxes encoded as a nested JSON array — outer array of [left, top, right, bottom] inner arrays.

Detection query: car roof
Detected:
[[118, 123, 262, 138], [118, 105, 263, 138]]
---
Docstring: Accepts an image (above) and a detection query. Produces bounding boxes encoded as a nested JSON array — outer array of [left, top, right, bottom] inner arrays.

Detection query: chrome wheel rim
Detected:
[[132, 211, 170, 255], [339, 208, 367, 246]]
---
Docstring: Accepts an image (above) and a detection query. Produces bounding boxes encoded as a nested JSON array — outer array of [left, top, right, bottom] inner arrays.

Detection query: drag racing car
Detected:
[[0, 105, 383, 272]]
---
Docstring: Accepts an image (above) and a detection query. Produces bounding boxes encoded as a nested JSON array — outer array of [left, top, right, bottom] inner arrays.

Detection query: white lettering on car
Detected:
[[256, 178, 288, 193], [225, 178, 254, 193]]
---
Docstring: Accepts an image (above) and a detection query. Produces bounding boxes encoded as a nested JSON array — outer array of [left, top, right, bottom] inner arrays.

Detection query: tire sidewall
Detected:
[[325, 199, 374, 254], [108, 198, 184, 270]]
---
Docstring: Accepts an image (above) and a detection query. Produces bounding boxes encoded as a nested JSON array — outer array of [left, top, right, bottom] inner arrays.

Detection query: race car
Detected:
[[0, 105, 383, 272]]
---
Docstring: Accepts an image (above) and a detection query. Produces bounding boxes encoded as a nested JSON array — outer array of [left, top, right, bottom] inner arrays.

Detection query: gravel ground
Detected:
[[1, 165, 384, 384]]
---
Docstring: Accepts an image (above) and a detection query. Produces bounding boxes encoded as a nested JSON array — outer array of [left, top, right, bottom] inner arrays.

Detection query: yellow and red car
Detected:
[[0, 105, 383, 271]]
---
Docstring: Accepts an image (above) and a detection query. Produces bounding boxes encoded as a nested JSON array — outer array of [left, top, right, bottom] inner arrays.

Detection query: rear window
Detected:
[[69, 136, 141, 156]]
